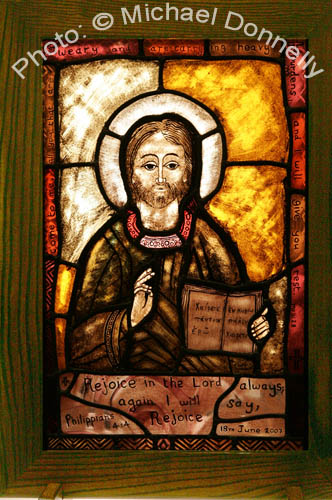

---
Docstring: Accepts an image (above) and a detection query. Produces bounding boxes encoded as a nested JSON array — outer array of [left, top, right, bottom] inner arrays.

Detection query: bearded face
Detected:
[[131, 132, 191, 209]]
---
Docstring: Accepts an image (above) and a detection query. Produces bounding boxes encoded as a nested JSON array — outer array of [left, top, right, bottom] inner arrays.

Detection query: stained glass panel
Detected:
[[43, 38, 307, 451]]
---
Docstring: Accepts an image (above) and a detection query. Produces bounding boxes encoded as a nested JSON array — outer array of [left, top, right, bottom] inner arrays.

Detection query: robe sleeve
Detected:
[[68, 231, 131, 371], [68, 309, 128, 371]]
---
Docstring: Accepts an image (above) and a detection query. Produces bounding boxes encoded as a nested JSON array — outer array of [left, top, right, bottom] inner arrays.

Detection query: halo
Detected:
[[98, 93, 223, 207]]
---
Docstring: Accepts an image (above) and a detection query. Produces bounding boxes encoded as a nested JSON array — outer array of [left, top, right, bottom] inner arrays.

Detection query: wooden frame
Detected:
[[1, 0, 331, 497]]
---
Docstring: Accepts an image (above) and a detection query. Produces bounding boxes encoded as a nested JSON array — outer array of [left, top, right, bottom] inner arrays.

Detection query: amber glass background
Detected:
[[0, 0, 331, 498]]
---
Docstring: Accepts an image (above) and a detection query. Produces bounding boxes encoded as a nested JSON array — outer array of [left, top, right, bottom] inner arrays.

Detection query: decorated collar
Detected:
[[126, 199, 197, 249]]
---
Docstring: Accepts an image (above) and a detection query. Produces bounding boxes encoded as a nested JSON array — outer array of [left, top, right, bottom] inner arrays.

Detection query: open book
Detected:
[[182, 284, 263, 354]]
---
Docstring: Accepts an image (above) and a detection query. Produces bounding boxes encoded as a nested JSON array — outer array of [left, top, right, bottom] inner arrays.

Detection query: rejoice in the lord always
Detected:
[[67, 118, 271, 374]]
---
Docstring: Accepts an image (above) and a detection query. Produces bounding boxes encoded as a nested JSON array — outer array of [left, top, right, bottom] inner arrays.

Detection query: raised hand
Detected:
[[130, 268, 155, 327]]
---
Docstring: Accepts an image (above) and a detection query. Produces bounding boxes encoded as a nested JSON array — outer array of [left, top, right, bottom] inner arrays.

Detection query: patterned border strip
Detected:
[[48, 437, 304, 451]]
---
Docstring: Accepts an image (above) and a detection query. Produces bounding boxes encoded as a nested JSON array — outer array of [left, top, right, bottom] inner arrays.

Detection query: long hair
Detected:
[[125, 119, 193, 190]]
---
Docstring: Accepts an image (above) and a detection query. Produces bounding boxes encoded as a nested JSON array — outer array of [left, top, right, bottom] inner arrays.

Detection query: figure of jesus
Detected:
[[68, 118, 270, 374]]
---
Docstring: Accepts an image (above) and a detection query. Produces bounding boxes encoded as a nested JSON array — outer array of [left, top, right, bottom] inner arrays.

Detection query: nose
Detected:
[[156, 162, 166, 184]]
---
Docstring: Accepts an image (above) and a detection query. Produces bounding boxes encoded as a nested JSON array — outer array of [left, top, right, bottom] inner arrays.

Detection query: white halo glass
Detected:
[[99, 93, 223, 207]]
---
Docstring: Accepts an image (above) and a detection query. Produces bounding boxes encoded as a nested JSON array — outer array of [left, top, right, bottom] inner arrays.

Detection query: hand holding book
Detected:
[[248, 304, 276, 345], [182, 284, 275, 354]]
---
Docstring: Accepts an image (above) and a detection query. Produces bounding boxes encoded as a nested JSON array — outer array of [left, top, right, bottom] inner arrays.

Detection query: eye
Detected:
[[166, 161, 178, 170], [143, 162, 157, 171]]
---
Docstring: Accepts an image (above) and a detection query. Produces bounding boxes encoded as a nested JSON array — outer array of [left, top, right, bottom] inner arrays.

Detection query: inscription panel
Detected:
[[61, 375, 286, 436]]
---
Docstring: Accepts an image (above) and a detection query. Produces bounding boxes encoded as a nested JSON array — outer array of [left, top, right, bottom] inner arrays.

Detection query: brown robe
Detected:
[[68, 215, 254, 374]]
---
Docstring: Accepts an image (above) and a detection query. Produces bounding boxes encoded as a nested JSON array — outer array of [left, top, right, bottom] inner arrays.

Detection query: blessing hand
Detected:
[[131, 268, 155, 327]]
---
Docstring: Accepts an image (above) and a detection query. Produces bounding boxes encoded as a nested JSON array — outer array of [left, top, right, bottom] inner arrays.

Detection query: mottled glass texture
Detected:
[[43, 39, 307, 451], [164, 60, 289, 163], [59, 60, 159, 162], [207, 166, 287, 282]]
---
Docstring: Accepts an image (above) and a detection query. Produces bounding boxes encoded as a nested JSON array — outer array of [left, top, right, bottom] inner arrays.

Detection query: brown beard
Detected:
[[131, 177, 189, 208]]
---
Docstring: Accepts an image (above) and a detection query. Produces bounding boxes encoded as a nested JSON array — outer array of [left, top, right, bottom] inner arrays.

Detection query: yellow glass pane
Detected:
[[164, 60, 289, 163], [207, 166, 287, 282], [55, 318, 67, 372], [55, 264, 76, 314]]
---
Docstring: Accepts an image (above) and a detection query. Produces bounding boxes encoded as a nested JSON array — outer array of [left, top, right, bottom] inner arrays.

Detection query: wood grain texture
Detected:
[[307, 17, 332, 461], [3, 452, 332, 498], [1, 0, 332, 497], [39, 483, 63, 500], [11, 0, 331, 38], [287, 486, 304, 500]]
